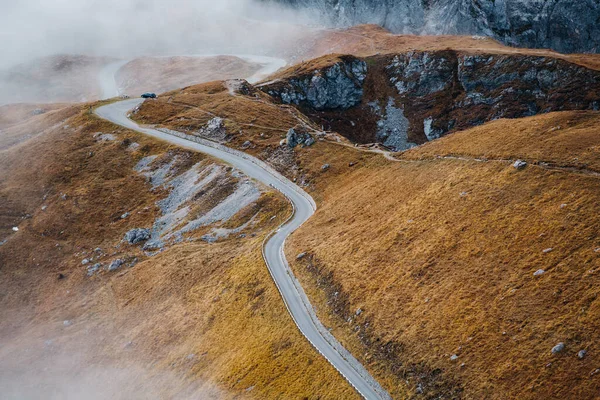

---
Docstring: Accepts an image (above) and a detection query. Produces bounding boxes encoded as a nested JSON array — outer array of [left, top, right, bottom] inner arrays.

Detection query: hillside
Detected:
[[0, 102, 356, 399], [128, 44, 600, 398], [3, 20, 600, 400], [285, 109, 600, 399]]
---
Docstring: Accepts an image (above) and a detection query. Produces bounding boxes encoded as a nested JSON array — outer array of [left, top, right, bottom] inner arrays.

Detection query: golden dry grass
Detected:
[[400, 111, 600, 172], [284, 111, 600, 399], [133, 81, 307, 158], [0, 104, 358, 399], [121, 69, 600, 399]]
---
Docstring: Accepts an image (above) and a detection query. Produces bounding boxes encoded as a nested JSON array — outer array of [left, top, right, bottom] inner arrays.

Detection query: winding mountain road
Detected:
[[95, 99, 391, 400]]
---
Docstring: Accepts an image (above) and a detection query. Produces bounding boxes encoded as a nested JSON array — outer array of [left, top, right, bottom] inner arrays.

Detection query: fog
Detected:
[[0, 0, 321, 70], [0, 331, 223, 400]]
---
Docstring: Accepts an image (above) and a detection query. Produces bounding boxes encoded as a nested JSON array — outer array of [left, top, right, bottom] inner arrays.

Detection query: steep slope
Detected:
[[129, 66, 600, 398], [274, 0, 600, 54], [284, 110, 600, 399], [0, 102, 357, 399]]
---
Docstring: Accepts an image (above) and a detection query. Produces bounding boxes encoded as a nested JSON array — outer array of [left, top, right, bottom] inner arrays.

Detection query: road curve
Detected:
[[98, 55, 286, 100], [98, 60, 130, 99], [95, 99, 391, 400]]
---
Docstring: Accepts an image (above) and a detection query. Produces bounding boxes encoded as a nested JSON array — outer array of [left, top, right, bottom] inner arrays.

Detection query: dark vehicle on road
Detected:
[[141, 92, 157, 99]]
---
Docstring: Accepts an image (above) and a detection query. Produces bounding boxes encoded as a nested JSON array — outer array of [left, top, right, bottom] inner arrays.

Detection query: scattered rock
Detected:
[[355, 308, 363, 316], [63, 320, 73, 327], [12, 227, 18, 232], [124, 228, 151, 244], [296, 252, 307, 260], [31, 108, 46, 116], [87, 263, 102, 276], [107, 259, 124, 272], [533, 269, 546, 276], [551, 342, 565, 354], [321, 164, 331, 171], [41, 205, 48, 211], [450, 354, 459, 361], [93, 132, 116, 142], [241, 140, 252, 150], [286, 127, 314, 149], [543, 248, 554, 254], [81, 259, 90, 265], [349, 162, 357, 167], [514, 160, 528, 170], [127, 142, 140, 152], [121, 212, 130, 219], [578, 350, 587, 359], [197, 117, 227, 142]]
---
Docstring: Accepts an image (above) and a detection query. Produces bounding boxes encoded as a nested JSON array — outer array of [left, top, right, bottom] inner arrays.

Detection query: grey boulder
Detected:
[[124, 228, 151, 244]]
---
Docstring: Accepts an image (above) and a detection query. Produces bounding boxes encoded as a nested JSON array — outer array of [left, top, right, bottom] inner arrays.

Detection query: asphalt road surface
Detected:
[[95, 99, 391, 400]]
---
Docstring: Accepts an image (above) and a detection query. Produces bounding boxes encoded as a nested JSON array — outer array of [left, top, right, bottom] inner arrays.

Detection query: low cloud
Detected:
[[0, 0, 317, 69]]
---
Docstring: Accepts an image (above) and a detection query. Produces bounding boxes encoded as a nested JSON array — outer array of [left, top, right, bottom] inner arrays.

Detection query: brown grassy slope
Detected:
[[0, 106, 78, 152], [116, 56, 262, 97], [307, 24, 600, 71], [0, 103, 70, 130], [0, 105, 80, 238], [0, 105, 357, 399], [281, 110, 600, 399], [133, 81, 318, 170], [128, 78, 600, 399], [401, 110, 600, 171]]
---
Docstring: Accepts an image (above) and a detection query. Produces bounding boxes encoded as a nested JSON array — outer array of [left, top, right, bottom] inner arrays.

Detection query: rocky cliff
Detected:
[[262, 56, 367, 110], [272, 0, 600, 54], [262, 52, 600, 151]]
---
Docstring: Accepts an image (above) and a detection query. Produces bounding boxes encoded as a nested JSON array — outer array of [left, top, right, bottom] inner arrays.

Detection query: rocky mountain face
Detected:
[[272, 0, 600, 54], [263, 57, 367, 110], [262, 53, 600, 151]]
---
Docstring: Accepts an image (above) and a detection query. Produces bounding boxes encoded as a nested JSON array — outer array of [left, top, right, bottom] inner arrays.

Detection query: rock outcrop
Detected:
[[264, 56, 367, 110], [380, 51, 600, 149], [124, 228, 151, 244], [276, 0, 600, 54], [263, 51, 600, 151], [286, 126, 315, 148]]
